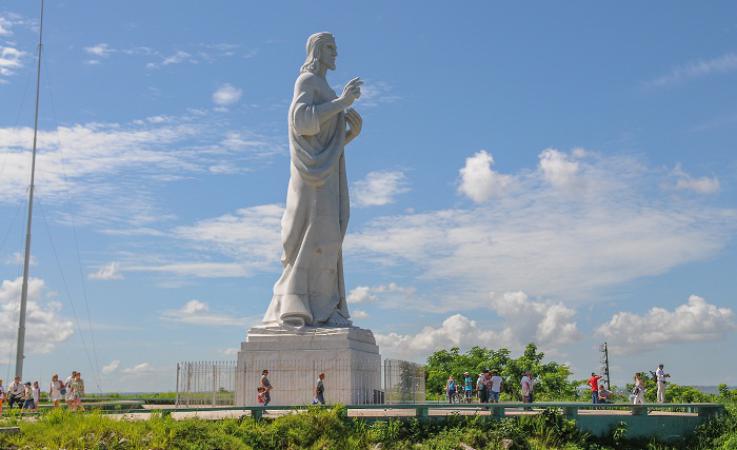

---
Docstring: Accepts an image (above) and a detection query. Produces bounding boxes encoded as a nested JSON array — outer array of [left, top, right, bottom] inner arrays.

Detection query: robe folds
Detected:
[[263, 72, 351, 327]]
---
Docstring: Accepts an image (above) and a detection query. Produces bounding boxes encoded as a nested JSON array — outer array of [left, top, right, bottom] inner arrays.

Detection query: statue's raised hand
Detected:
[[339, 77, 362, 106]]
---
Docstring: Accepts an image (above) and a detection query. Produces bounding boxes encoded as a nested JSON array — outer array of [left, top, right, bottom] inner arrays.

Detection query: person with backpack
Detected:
[[462, 372, 473, 403], [445, 375, 457, 403], [632, 372, 645, 405]]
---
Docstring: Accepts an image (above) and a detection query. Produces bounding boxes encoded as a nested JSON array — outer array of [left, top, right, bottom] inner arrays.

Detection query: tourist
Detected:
[[632, 372, 645, 405], [314, 373, 326, 405], [483, 371, 493, 403], [256, 387, 266, 404], [445, 375, 457, 403], [64, 371, 77, 407], [489, 371, 503, 403], [70, 372, 85, 411], [588, 372, 603, 404], [521, 371, 537, 403], [655, 364, 670, 403], [462, 372, 473, 403], [260, 369, 272, 406], [31, 381, 40, 412], [478, 370, 489, 403], [476, 372, 486, 403], [7, 376, 24, 409], [0, 379, 4, 415], [49, 374, 63, 407], [21, 382, 34, 412]]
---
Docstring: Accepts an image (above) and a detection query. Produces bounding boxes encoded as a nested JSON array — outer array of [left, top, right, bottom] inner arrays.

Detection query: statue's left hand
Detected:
[[346, 108, 362, 137]]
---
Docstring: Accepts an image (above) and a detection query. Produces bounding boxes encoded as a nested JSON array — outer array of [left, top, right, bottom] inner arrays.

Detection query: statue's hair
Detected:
[[300, 32, 335, 74]]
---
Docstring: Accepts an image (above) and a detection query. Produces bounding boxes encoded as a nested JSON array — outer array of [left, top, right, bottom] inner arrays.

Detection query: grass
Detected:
[[0, 404, 734, 450]]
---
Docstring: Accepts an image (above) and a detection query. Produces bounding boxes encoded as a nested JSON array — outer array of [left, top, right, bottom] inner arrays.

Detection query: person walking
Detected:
[[632, 372, 645, 405], [64, 371, 77, 407], [476, 372, 486, 404], [521, 371, 537, 403], [477, 370, 489, 404], [7, 376, 24, 410], [69, 372, 85, 411], [21, 382, 34, 412], [655, 364, 670, 403], [260, 369, 272, 406], [462, 372, 473, 403], [489, 371, 503, 403], [445, 375, 457, 404], [588, 372, 603, 404], [49, 374, 63, 407], [314, 373, 326, 405]]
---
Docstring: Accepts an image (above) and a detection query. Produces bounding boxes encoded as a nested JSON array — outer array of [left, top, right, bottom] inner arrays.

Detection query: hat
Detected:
[[463, 371, 469, 375]]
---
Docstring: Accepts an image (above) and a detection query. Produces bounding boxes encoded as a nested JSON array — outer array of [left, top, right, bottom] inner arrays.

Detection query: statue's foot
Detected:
[[326, 311, 353, 327], [282, 316, 306, 328]]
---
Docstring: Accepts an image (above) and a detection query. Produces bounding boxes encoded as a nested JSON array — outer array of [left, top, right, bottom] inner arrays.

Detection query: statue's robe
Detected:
[[263, 72, 351, 327]]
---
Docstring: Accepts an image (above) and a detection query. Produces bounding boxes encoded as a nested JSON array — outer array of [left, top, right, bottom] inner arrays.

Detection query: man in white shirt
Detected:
[[520, 371, 535, 403], [7, 376, 24, 409], [655, 364, 670, 403], [489, 371, 503, 403]]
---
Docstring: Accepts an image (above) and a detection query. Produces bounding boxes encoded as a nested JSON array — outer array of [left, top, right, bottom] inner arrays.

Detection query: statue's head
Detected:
[[300, 32, 336, 74]]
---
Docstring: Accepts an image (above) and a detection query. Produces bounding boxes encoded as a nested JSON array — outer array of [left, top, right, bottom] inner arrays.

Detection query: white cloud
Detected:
[[352, 310, 368, 319], [349, 150, 736, 303], [0, 17, 13, 36], [222, 347, 239, 356], [88, 262, 123, 280], [161, 299, 248, 326], [672, 165, 720, 194], [212, 83, 243, 106], [102, 359, 120, 374], [347, 283, 415, 304], [597, 295, 736, 354], [0, 277, 74, 355], [123, 362, 153, 374], [539, 148, 579, 187], [647, 52, 737, 87], [0, 46, 25, 77], [457, 150, 511, 203], [356, 80, 401, 107], [84, 43, 113, 58], [4, 252, 36, 266], [376, 291, 580, 360], [352, 170, 409, 207], [127, 262, 248, 278]]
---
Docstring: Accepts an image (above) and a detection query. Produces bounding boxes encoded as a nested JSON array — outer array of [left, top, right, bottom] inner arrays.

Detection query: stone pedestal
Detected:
[[235, 326, 381, 406]]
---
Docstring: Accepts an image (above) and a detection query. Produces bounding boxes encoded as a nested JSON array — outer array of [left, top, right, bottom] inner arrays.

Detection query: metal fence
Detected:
[[383, 359, 425, 404], [176, 358, 425, 406], [176, 361, 236, 406]]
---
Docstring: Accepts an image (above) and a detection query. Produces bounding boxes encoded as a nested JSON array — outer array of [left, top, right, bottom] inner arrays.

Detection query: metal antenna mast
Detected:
[[15, 0, 45, 379], [600, 342, 611, 390]]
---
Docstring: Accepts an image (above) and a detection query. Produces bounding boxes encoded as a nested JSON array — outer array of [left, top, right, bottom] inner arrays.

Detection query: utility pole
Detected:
[[599, 342, 611, 390], [15, 0, 45, 380]]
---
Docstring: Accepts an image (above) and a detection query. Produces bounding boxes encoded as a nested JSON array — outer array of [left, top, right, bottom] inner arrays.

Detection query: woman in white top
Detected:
[[632, 372, 645, 405], [49, 374, 63, 407]]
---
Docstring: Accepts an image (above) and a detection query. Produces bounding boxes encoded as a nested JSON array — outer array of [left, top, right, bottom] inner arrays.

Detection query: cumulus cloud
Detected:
[[88, 262, 123, 280], [349, 150, 736, 303], [539, 148, 579, 187], [102, 359, 120, 374], [376, 291, 579, 360], [212, 83, 243, 106], [123, 362, 153, 374], [352, 310, 369, 319], [0, 277, 74, 355], [457, 150, 511, 203], [0, 46, 25, 78], [161, 300, 248, 326], [597, 295, 735, 354], [672, 165, 720, 194], [352, 171, 410, 207], [347, 283, 415, 305], [646, 52, 737, 87]]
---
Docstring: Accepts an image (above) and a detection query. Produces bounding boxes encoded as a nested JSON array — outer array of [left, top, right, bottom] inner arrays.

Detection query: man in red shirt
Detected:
[[588, 373, 603, 404]]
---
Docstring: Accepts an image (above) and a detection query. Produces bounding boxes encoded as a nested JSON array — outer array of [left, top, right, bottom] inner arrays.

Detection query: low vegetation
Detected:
[[0, 404, 736, 450]]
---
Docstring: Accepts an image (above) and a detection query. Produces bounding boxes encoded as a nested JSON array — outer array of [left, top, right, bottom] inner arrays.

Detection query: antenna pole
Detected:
[[15, 0, 45, 379]]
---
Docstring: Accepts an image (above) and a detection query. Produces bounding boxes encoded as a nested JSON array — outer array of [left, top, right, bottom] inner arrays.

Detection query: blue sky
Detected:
[[0, 1, 736, 391]]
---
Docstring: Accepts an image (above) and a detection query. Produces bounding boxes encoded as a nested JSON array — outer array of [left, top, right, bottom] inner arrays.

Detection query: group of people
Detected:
[[445, 370, 539, 404], [0, 371, 85, 414], [588, 364, 672, 405], [257, 369, 326, 406]]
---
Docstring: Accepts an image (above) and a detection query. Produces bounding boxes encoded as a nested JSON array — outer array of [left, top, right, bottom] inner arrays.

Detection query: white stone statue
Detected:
[[262, 32, 363, 328]]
